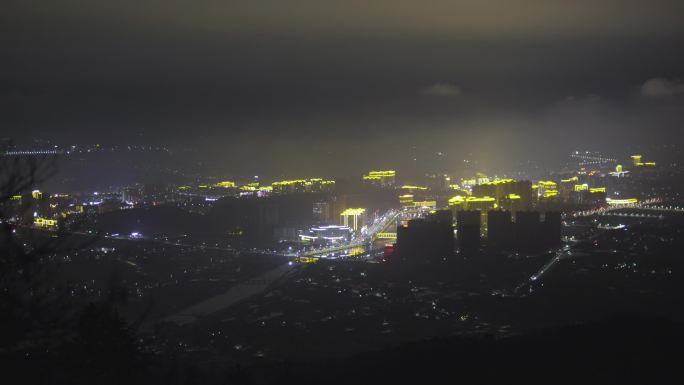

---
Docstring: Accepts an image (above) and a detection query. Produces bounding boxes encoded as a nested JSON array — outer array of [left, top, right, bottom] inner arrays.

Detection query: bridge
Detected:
[[297, 207, 424, 258]]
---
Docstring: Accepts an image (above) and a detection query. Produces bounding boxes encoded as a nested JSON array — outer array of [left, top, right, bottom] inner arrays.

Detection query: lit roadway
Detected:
[[297, 207, 425, 258], [570, 198, 663, 217], [514, 234, 600, 295]]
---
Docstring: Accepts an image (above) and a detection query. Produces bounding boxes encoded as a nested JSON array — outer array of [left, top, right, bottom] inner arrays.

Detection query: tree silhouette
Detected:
[[0, 154, 151, 384]]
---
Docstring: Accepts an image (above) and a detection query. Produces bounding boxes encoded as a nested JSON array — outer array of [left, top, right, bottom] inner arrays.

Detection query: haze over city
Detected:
[[2, 1, 684, 384]]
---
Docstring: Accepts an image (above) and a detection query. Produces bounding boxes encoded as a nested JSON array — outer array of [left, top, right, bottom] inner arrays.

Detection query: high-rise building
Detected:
[[514, 211, 561, 251], [514, 211, 540, 251], [396, 210, 453, 262], [312, 201, 331, 223], [340, 208, 366, 231], [456, 210, 480, 251], [542, 212, 562, 247], [487, 210, 513, 250], [472, 179, 533, 211]]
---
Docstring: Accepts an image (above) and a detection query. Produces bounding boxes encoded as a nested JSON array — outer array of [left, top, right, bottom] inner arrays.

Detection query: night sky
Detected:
[[3, 1, 684, 175]]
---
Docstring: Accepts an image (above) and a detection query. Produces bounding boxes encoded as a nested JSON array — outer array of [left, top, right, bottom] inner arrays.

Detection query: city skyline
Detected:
[[3, 2, 684, 384]]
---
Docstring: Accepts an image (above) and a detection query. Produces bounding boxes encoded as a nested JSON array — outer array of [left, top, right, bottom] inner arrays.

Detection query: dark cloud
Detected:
[[641, 78, 684, 98], [2, 1, 684, 174]]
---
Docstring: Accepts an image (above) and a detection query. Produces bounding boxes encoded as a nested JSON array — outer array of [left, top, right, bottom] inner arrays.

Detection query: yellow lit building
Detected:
[[340, 208, 366, 231], [214, 180, 236, 188], [399, 185, 428, 192], [535, 180, 558, 199], [472, 179, 532, 211], [34, 217, 57, 228], [413, 200, 437, 209], [270, 178, 335, 193], [631, 155, 656, 167], [606, 198, 637, 205], [448, 195, 496, 211], [362, 170, 396, 187], [399, 194, 414, 207]]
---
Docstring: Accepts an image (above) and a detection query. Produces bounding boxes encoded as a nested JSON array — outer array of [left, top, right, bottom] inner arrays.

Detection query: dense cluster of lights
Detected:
[[34, 217, 57, 228], [480, 178, 515, 186], [271, 178, 335, 187], [448, 195, 496, 205]]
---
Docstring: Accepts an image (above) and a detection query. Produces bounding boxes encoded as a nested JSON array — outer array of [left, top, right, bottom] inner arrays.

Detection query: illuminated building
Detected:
[[574, 183, 589, 192], [214, 180, 236, 188], [396, 210, 453, 262], [448, 195, 496, 212], [535, 181, 557, 199], [32, 190, 42, 199], [559, 176, 578, 200], [460, 178, 477, 189], [580, 187, 607, 205], [606, 198, 638, 205], [631, 155, 656, 168], [299, 225, 352, 246], [313, 201, 331, 223], [340, 208, 366, 231], [413, 200, 437, 209], [472, 179, 532, 211], [456, 210, 480, 251], [270, 178, 334, 194], [459, 173, 498, 190], [295, 256, 320, 263], [501, 193, 526, 212], [400, 185, 428, 191], [399, 194, 414, 207], [34, 217, 57, 228], [362, 170, 396, 187]]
